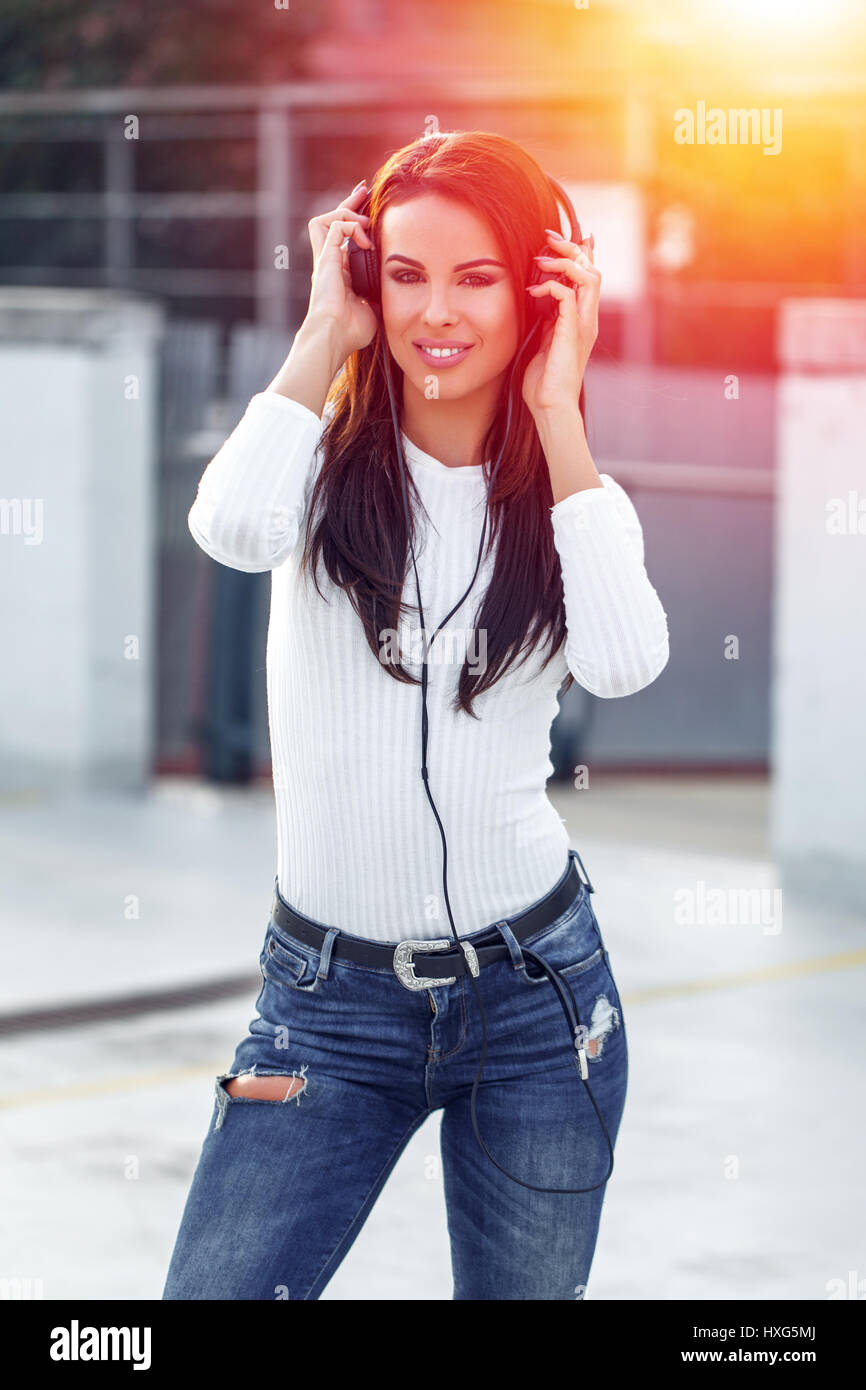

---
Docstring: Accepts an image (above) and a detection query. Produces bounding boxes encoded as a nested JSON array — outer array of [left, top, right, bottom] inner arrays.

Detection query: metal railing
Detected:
[[0, 78, 658, 330]]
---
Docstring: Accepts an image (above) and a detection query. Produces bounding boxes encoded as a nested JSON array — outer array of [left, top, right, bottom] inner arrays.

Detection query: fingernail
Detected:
[[544, 227, 564, 238]]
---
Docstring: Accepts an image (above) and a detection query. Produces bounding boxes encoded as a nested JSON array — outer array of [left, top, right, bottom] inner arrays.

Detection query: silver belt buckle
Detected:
[[393, 938, 480, 991]]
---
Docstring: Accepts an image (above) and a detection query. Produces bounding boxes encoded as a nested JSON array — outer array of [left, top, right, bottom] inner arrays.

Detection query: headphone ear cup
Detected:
[[530, 255, 561, 322], [530, 176, 583, 322], [346, 189, 380, 306], [348, 241, 380, 304]]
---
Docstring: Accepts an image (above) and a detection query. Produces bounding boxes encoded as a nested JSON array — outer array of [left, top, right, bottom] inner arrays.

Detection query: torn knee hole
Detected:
[[224, 1068, 308, 1103]]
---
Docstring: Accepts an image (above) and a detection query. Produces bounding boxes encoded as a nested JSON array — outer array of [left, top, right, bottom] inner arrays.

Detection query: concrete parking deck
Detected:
[[1, 774, 863, 1300]]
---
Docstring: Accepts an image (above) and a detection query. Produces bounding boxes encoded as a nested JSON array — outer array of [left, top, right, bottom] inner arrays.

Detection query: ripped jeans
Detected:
[[161, 865, 628, 1301]]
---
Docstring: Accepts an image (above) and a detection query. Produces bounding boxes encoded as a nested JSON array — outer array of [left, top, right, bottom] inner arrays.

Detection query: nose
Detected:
[[421, 281, 458, 327]]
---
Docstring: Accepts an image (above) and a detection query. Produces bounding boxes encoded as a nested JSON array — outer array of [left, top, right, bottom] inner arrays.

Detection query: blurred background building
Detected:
[[1, 0, 864, 905]]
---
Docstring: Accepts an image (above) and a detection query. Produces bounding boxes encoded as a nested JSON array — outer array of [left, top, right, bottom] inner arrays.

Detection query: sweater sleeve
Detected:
[[187, 392, 328, 572], [550, 473, 670, 698]]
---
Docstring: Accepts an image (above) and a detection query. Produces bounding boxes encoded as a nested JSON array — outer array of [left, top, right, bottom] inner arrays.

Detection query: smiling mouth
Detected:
[[413, 342, 474, 365]]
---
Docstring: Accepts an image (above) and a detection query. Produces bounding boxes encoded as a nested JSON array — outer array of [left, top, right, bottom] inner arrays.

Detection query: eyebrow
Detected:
[[384, 254, 507, 271]]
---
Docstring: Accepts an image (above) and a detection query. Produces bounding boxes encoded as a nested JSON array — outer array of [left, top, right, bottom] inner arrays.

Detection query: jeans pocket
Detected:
[[260, 921, 322, 993], [557, 943, 606, 979], [518, 890, 603, 984]]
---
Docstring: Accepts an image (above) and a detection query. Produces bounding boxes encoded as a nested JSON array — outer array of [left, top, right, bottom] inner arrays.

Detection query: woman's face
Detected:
[[378, 193, 521, 402]]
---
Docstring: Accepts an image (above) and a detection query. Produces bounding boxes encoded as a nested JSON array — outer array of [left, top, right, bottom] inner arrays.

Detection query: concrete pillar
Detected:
[[772, 298, 866, 912], [0, 287, 165, 792]]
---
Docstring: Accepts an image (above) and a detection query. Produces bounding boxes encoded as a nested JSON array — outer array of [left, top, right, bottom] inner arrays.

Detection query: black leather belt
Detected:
[[270, 848, 594, 991]]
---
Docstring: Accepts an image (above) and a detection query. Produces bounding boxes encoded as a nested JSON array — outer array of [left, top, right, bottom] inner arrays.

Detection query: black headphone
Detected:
[[344, 172, 613, 1196]]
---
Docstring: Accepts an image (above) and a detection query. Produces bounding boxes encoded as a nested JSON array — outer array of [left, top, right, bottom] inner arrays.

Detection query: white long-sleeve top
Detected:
[[188, 390, 670, 942]]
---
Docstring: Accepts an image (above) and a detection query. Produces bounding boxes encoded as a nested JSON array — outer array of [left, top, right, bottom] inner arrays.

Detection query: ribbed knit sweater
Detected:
[[188, 390, 670, 941]]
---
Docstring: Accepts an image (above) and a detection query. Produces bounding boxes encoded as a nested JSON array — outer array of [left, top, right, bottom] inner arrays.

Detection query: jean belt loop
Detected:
[[316, 926, 340, 981], [494, 918, 526, 972], [571, 847, 594, 894]]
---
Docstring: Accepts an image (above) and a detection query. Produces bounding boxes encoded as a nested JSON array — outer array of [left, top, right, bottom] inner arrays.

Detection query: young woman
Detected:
[[162, 130, 670, 1302]]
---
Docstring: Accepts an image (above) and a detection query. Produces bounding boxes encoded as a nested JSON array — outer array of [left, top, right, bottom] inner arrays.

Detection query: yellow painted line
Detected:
[[0, 1062, 222, 1109], [622, 945, 866, 1003], [1, 946, 864, 1110]]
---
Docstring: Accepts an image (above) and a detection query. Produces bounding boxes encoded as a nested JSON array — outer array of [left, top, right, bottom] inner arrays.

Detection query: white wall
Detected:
[[0, 288, 165, 792], [772, 299, 866, 913]]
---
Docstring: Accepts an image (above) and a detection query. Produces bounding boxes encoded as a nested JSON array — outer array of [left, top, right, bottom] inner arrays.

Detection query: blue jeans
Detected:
[[162, 853, 628, 1300]]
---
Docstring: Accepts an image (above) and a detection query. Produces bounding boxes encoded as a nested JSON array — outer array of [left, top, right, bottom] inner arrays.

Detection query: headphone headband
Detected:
[[544, 174, 582, 244]]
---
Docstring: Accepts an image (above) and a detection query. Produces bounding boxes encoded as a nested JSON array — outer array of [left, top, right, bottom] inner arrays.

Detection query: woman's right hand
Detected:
[[303, 182, 379, 361]]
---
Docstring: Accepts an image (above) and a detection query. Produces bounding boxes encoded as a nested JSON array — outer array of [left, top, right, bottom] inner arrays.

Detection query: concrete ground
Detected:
[[1, 773, 863, 1301]]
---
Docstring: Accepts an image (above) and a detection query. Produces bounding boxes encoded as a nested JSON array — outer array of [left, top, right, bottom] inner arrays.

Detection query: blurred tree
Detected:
[[0, 0, 325, 88]]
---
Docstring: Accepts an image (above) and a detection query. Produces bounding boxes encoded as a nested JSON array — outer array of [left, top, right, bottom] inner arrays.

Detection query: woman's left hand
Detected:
[[521, 230, 601, 418]]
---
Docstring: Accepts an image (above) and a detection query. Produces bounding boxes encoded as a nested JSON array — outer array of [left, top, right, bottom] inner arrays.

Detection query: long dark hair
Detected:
[[301, 129, 586, 718]]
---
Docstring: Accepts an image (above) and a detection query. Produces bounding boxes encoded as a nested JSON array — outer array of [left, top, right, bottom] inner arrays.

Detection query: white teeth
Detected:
[[423, 346, 464, 357]]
